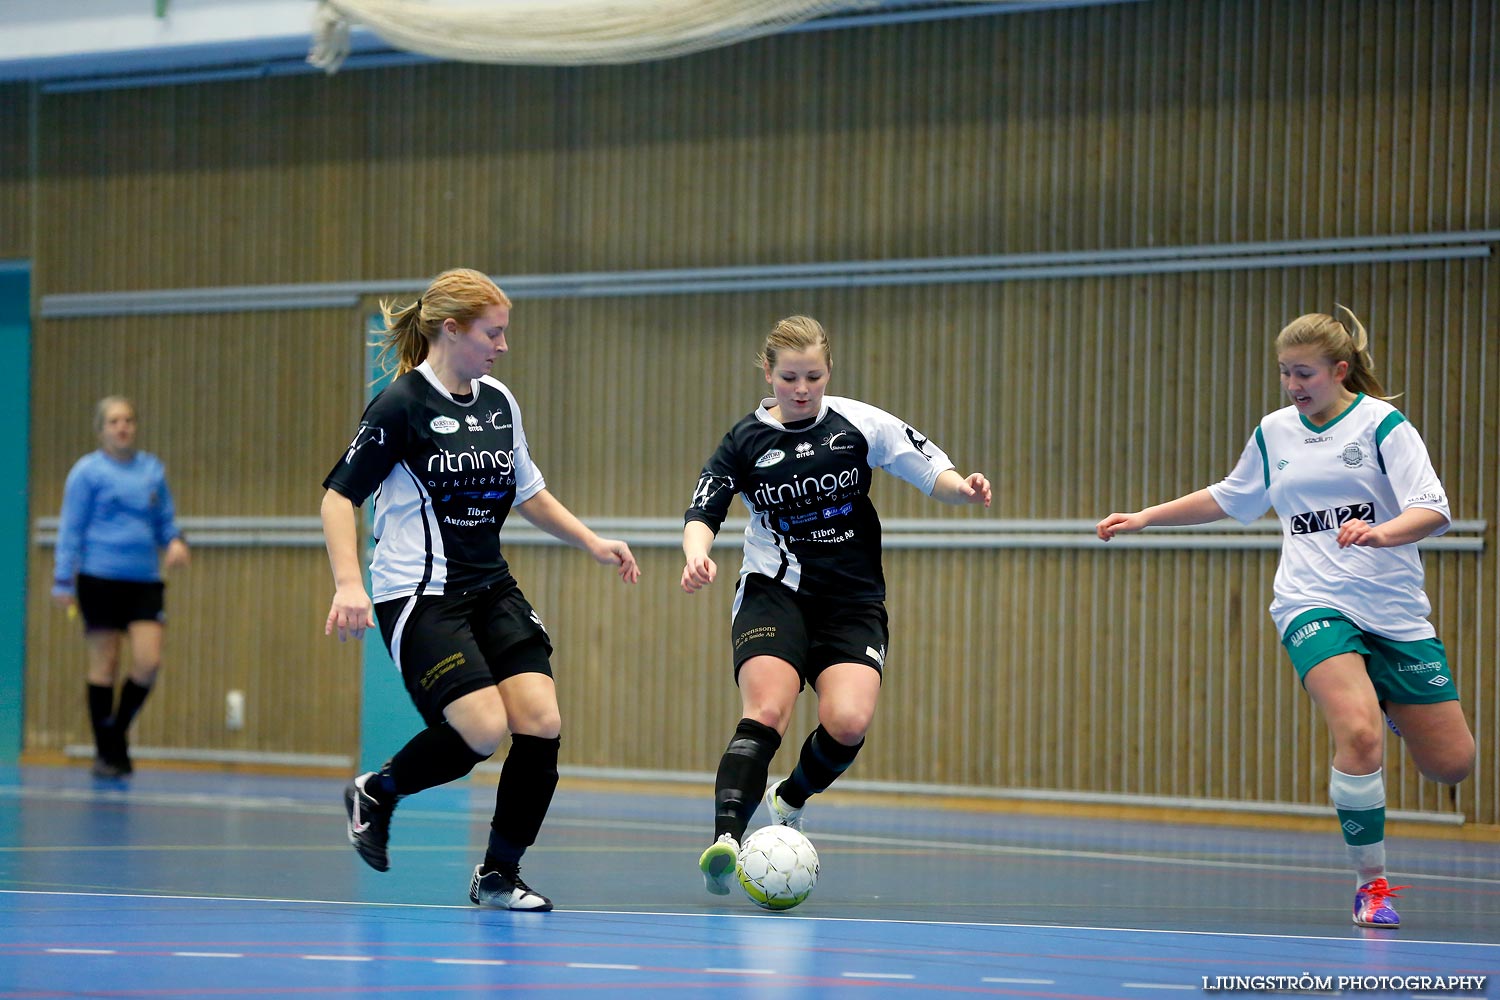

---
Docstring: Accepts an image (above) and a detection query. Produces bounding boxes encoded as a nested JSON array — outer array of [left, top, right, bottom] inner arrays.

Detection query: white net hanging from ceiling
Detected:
[[309, 0, 882, 73]]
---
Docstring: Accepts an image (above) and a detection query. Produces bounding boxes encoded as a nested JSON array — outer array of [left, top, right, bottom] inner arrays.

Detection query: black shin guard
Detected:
[[384, 722, 488, 800], [486, 734, 561, 869], [782, 725, 863, 808], [714, 718, 782, 841]]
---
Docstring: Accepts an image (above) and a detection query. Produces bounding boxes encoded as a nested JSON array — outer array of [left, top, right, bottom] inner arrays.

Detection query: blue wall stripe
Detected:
[[0, 268, 29, 762]]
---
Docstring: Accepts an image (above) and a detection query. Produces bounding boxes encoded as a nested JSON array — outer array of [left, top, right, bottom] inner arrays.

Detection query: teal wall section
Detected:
[[0, 265, 30, 762], [358, 317, 420, 768]]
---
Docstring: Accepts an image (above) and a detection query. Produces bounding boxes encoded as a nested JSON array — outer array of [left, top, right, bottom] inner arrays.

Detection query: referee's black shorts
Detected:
[[75, 574, 165, 632]]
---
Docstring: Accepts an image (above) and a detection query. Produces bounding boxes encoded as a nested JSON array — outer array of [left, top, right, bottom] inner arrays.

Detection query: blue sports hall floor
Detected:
[[0, 763, 1495, 999]]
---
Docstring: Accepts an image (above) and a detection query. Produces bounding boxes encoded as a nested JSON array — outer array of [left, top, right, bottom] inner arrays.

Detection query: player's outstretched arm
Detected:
[[1096, 488, 1227, 541], [930, 469, 991, 507], [515, 488, 641, 583]]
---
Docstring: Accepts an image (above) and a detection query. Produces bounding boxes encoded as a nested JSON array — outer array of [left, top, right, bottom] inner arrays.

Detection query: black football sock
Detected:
[[782, 725, 864, 808], [381, 722, 488, 803], [485, 734, 561, 870], [86, 683, 114, 755], [113, 678, 153, 736]]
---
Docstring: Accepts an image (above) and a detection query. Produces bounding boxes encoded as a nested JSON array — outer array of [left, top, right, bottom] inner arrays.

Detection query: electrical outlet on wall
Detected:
[[225, 690, 245, 731]]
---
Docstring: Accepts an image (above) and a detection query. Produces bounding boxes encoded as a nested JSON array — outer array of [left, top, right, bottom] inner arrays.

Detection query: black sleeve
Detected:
[[322, 388, 408, 507], [685, 430, 741, 533]]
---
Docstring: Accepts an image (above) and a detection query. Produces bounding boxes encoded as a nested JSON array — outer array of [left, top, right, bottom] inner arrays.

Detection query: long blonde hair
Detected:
[[1274, 304, 1395, 400], [756, 314, 832, 371], [374, 268, 512, 380]]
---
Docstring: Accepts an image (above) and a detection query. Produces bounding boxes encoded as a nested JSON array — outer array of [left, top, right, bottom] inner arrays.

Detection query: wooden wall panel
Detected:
[[25, 545, 358, 759], [25, 306, 368, 759], [18, 1, 1500, 824], [0, 83, 29, 259], [29, 2, 1496, 289], [35, 74, 370, 293], [28, 308, 365, 518]]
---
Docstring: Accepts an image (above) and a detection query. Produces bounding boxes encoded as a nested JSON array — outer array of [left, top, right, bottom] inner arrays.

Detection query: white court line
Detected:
[[0, 784, 311, 813], [842, 972, 916, 980], [2, 783, 1494, 888], [1122, 984, 1197, 991], [10, 940, 1491, 996], [567, 963, 640, 970], [2, 890, 1498, 951]]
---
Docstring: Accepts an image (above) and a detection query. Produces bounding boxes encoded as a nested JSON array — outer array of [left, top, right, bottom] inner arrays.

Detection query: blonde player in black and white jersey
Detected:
[[322, 267, 640, 911], [1097, 306, 1475, 929], [682, 315, 991, 896]]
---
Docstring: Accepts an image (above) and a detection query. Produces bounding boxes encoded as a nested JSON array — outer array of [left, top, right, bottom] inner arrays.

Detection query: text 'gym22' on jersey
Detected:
[[686, 395, 954, 602], [1207, 394, 1450, 641], [323, 361, 545, 602]]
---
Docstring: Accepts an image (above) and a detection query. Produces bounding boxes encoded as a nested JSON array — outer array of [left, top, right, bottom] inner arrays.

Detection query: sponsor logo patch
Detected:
[[1290, 502, 1375, 535]]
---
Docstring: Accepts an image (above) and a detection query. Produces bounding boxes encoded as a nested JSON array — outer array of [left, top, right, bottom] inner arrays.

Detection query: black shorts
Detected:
[[375, 579, 553, 727], [730, 573, 888, 689], [75, 574, 165, 632]]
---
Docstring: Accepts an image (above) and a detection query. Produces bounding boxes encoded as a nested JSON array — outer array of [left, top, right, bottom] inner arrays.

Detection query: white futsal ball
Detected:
[[737, 825, 819, 910]]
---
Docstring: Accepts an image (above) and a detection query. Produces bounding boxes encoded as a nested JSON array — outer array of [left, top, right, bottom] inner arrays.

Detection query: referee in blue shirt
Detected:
[[52, 396, 189, 778]]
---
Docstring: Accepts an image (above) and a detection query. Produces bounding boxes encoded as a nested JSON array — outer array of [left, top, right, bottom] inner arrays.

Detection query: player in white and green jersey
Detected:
[[1097, 306, 1475, 930]]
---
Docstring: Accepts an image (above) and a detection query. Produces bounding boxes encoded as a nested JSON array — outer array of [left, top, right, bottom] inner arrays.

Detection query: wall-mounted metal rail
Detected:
[[32, 516, 1487, 552]]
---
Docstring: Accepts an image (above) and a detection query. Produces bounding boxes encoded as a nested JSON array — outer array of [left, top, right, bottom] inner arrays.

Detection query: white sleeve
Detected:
[[503, 386, 547, 504], [1381, 419, 1451, 535], [1206, 429, 1272, 524], [840, 398, 954, 495]]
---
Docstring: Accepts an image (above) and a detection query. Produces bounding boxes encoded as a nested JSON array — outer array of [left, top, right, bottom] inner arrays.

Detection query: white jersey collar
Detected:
[[416, 360, 480, 405], [754, 396, 830, 430]]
